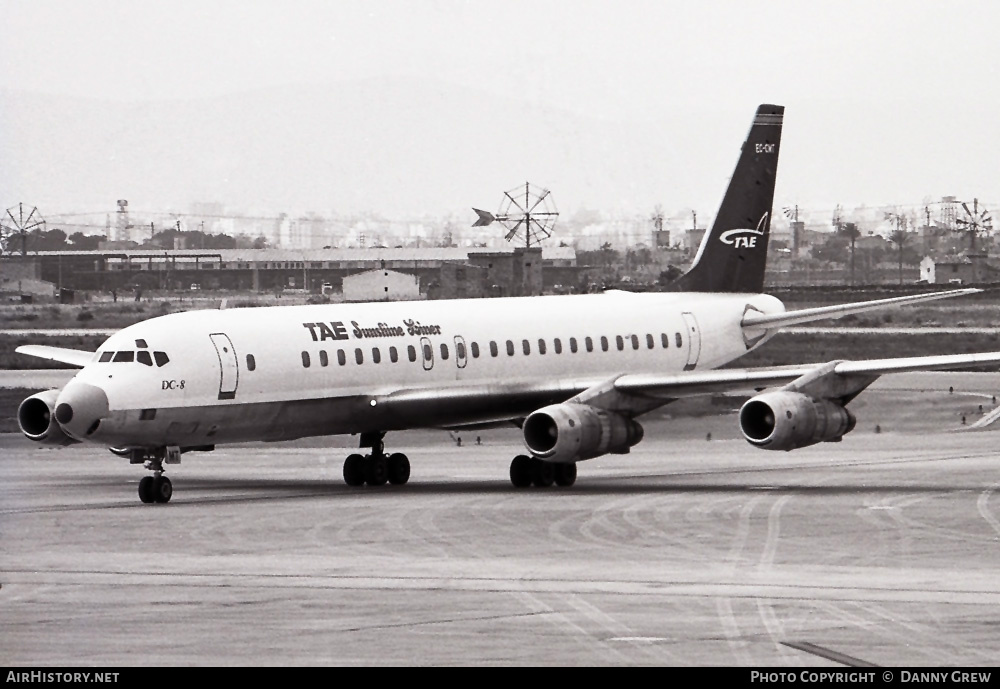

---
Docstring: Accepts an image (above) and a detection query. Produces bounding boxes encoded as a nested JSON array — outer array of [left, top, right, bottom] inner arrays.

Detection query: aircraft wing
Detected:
[[14, 345, 95, 368], [615, 351, 1000, 400], [373, 350, 1000, 428], [741, 288, 979, 329]]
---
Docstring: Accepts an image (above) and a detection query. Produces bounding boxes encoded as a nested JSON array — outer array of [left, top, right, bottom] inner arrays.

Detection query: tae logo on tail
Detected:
[[719, 212, 769, 249]]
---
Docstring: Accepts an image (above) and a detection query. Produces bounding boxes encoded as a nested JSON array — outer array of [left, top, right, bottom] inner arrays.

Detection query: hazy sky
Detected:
[[1, 0, 998, 221]]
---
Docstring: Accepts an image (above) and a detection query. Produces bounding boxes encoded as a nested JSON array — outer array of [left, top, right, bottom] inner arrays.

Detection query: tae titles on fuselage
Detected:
[[302, 317, 443, 342]]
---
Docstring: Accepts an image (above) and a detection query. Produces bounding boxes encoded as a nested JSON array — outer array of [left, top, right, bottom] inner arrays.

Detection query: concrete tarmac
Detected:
[[3, 387, 1000, 666]]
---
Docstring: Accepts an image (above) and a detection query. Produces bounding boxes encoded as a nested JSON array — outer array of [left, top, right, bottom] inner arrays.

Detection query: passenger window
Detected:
[[154, 351, 169, 367], [538, 339, 546, 355], [301, 351, 311, 368], [661, 333, 669, 348], [522, 339, 530, 355], [490, 341, 499, 357], [675, 333, 683, 347], [137, 351, 153, 366], [113, 351, 135, 363], [646, 334, 654, 349], [506, 340, 515, 356], [616, 335, 624, 351], [338, 350, 346, 366], [355, 348, 364, 365], [631, 334, 639, 350], [247, 354, 256, 371], [408, 345, 417, 362], [569, 337, 578, 353], [471, 342, 480, 358], [423, 344, 433, 361], [320, 350, 329, 367], [585, 337, 593, 352], [440, 344, 449, 360], [99, 351, 113, 362], [389, 346, 398, 363], [600, 336, 609, 352], [554, 338, 562, 354], [457, 342, 466, 359], [373, 348, 381, 364]]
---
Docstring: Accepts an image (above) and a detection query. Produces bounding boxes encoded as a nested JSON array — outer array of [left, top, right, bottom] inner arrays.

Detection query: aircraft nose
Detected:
[[55, 382, 110, 440]]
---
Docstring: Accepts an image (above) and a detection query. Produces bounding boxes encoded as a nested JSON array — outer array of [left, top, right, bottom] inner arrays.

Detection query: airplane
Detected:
[[15, 103, 1000, 504]]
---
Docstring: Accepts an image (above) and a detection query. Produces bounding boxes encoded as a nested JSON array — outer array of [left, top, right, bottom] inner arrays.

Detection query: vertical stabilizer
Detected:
[[667, 104, 783, 293]]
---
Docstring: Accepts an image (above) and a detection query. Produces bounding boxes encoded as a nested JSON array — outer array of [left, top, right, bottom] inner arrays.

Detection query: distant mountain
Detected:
[[0, 77, 740, 219]]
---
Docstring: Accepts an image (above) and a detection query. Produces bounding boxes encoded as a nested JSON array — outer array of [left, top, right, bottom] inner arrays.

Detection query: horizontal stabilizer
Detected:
[[742, 289, 980, 329], [15, 345, 95, 368]]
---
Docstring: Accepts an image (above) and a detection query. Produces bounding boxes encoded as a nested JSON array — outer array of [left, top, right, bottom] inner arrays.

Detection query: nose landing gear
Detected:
[[138, 474, 173, 504], [131, 446, 181, 504]]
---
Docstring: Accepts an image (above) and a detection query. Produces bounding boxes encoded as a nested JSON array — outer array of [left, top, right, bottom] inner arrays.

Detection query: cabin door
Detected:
[[680, 312, 701, 371], [209, 332, 239, 399]]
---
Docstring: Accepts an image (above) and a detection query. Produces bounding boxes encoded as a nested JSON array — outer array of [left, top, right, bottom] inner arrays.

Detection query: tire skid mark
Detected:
[[756, 598, 801, 665], [726, 495, 764, 573], [812, 599, 954, 666], [976, 482, 1000, 537], [849, 600, 997, 664], [883, 491, 1000, 546], [716, 597, 754, 665], [758, 495, 791, 570], [509, 590, 631, 664]]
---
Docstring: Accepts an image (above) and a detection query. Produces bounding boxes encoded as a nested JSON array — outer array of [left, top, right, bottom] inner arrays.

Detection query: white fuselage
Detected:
[[62, 291, 784, 448]]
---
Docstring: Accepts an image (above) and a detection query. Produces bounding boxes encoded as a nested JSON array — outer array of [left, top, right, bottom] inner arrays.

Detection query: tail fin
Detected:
[[667, 104, 783, 293]]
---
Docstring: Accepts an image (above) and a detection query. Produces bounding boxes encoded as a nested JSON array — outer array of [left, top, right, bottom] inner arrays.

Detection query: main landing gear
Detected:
[[343, 431, 410, 487], [130, 446, 180, 504], [509, 455, 576, 488]]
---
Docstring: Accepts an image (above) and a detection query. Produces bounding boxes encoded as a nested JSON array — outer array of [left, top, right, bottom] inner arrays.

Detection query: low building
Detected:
[[3, 246, 578, 297], [920, 254, 997, 284], [0, 259, 56, 300], [342, 268, 421, 302]]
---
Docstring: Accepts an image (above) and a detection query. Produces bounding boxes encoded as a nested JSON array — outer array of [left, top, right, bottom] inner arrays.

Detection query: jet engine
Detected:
[[17, 389, 80, 446], [739, 391, 856, 451], [522, 403, 644, 463]]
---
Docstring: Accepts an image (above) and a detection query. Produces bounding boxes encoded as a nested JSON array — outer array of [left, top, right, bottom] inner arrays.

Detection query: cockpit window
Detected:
[[137, 351, 153, 366], [113, 351, 135, 362], [153, 351, 169, 367], [99, 352, 114, 363]]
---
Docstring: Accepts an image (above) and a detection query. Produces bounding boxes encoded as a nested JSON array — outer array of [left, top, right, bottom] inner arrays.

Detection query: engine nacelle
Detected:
[[17, 389, 80, 446], [522, 403, 644, 463], [739, 391, 856, 451]]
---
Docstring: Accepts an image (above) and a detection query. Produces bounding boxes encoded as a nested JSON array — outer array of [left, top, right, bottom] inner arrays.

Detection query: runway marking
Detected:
[[608, 636, 670, 643], [560, 593, 681, 664], [781, 641, 878, 667]]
